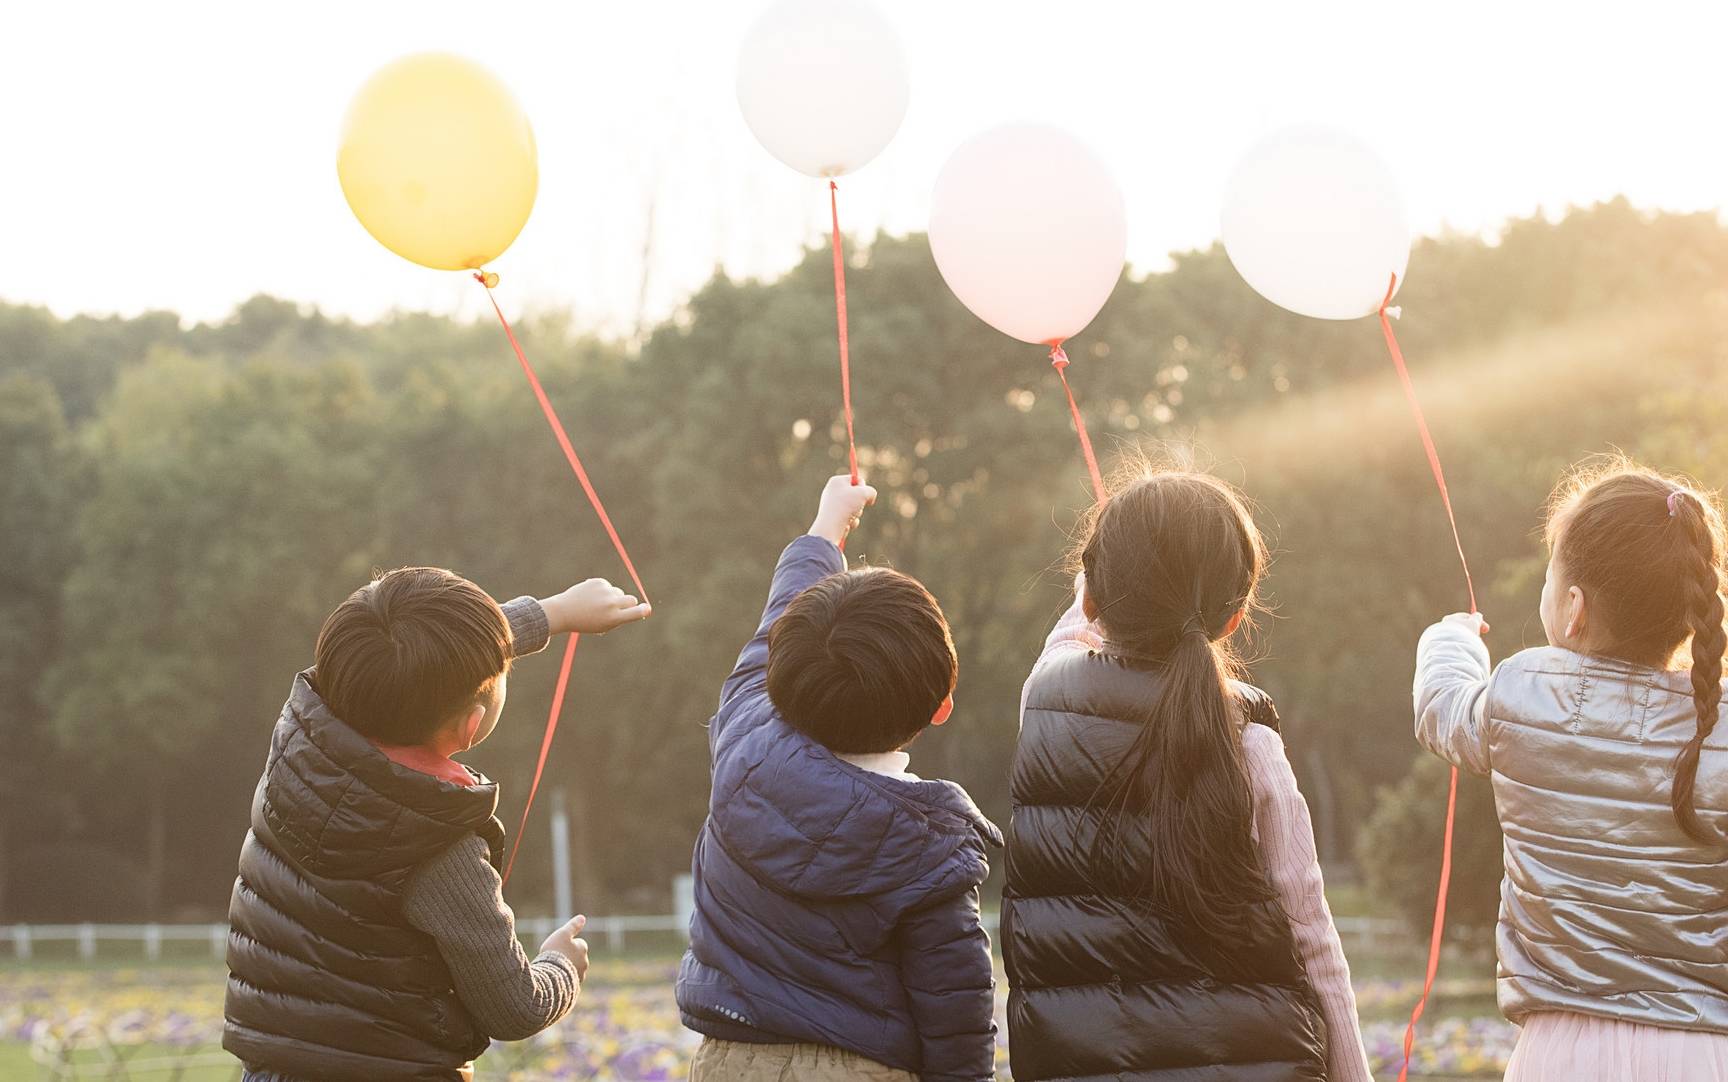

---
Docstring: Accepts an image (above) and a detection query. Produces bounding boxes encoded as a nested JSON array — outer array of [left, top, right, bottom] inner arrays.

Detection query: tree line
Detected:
[[4, 197, 1727, 931]]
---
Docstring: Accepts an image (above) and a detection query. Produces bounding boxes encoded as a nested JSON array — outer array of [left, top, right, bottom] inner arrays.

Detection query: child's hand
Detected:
[[540, 914, 590, 982], [541, 579, 651, 636], [808, 474, 878, 547], [1442, 611, 1491, 636]]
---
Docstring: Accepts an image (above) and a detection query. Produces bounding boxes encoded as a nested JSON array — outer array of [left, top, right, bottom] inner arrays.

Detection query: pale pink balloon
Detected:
[[929, 124, 1127, 347], [1221, 126, 1410, 320]]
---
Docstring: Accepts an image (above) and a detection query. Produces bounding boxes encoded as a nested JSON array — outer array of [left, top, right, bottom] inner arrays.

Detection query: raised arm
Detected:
[[1020, 571, 1104, 718], [1413, 614, 1494, 776], [715, 476, 877, 719], [1044, 571, 1103, 656]]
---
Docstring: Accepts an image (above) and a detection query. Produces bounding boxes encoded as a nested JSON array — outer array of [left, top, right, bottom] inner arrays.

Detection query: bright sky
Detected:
[[4, 1, 1726, 334]]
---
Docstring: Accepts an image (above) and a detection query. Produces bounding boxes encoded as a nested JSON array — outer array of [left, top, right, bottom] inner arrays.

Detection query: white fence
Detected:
[[0, 914, 1409, 963], [0, 915, 688, 962]]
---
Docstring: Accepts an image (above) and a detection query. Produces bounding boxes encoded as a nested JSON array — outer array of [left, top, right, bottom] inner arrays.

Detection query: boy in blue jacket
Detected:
[[676, 474, 1002, 1082]]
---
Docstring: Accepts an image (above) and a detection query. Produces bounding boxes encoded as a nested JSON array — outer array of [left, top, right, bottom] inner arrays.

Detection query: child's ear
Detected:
[[1222, 609, 1246, 638], [930, 695, 954, 727], [1566, 585, 1588, 641], [457, 702, 486, 751], [1082, 587, 1100, 623]]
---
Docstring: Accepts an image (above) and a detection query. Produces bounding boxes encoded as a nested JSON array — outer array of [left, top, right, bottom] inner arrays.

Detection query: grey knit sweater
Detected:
[[398, 595, 581, 1042], [237, 598, 578, 1082], [402, 835, 578, 1040]]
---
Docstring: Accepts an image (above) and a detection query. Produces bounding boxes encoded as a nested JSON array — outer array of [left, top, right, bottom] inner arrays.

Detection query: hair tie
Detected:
[[1181, 612, 1210, 637], [1668, 490, 1686, 518]]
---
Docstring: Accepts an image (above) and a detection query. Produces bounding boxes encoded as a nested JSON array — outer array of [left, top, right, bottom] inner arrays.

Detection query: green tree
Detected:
[[10, 202, 1728, 919], [1359, 754, 1503, 938], [47, 350, 380, 916], [0, 373, 81, 919]]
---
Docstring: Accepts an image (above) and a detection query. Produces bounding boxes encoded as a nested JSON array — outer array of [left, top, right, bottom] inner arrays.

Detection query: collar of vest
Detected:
[[263, 670, 503, 878]]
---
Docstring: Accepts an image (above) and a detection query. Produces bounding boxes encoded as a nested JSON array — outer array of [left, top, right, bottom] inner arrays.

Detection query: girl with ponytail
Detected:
[[1416, 457, 1728, 1081], [1004, 467, 1371, 1082]]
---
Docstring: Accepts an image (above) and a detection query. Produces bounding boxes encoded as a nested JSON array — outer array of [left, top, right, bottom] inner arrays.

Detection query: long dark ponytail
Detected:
[[1079, 469, 1277, 945], [1547, 458, 1726, 844]]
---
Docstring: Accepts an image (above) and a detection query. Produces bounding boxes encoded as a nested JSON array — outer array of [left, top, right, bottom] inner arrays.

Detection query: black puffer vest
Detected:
[[223, 671, 507, 1082], [1004, 649, 1328, 1081]]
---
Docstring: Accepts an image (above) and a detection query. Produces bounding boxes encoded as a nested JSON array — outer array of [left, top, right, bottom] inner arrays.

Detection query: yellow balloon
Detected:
[[337, 53, 537, 272]]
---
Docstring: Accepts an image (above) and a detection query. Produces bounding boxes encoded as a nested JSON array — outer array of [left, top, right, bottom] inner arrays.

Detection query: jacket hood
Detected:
[[710, 717, 1001, 908], [259, 671, 501, 880]]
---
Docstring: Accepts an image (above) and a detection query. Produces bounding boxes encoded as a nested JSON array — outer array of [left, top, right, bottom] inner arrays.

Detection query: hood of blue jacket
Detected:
[[709, 715, 1002, 910]]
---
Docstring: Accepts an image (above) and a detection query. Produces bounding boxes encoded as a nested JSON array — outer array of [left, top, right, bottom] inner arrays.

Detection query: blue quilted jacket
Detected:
[[676, 535, 1003, 1082]]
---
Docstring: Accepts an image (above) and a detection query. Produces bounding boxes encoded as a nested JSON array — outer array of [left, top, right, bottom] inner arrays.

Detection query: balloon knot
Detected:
[[1384, 305, 1403, 320], [1377, 271, 1398, 318], [474, 271, 500, 289], [1049, 344, 1070, 371], [829, 179, 838, 192]]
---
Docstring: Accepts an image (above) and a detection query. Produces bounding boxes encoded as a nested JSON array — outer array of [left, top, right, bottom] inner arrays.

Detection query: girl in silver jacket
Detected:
[[1415, 457, 1727, 1082]]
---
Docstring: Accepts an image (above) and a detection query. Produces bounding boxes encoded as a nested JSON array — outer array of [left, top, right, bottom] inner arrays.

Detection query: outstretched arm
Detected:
[[1414, 614, 1494, 776], [501, 597, 552, 658], [499, 582, 651, 662]]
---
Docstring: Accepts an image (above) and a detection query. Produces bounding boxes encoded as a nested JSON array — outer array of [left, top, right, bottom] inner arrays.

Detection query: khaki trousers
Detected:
[[689, 1037, 918, 1081]]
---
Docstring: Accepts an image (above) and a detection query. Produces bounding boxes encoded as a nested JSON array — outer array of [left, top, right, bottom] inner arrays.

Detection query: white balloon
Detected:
[[1221, 126, 1410, 320], [736, 0, 909, 178], [929, 125, 1127, 347]]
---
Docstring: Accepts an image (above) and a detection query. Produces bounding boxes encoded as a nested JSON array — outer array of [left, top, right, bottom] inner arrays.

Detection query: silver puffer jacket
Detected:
[[1415, 620, 1728, 1032]]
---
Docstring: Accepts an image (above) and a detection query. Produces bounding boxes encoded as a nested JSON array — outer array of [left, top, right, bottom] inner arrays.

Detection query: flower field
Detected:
[[0, 959, 1516, 1080]]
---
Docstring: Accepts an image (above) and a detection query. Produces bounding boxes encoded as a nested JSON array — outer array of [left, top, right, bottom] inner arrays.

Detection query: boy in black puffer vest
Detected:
[[223, 567, 650, 1082]]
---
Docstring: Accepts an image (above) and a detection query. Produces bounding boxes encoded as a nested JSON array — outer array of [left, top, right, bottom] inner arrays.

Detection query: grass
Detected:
[[0, 1039, 238, 1081], [2, 940, 1511, 1080]]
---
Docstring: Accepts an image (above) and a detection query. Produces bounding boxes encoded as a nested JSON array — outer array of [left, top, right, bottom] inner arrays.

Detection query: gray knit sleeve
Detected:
[[402, 834, 579, 1041], [501, 596, 551, 658]]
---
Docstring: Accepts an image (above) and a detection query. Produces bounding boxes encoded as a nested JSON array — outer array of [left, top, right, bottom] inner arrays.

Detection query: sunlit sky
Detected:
[[4, 1, 1726, 334]]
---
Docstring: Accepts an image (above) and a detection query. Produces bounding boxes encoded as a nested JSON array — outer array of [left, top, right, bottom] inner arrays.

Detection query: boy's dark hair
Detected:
[[313, 567, 512, 745], [766, 567, 957, 755]]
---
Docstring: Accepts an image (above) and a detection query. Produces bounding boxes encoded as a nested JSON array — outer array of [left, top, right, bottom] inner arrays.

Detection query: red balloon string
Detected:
[[1379, 271, 1474, 1082], [1378, 276, 1477, 613], [475, 274, 649, 886], [1399, 763, 1459, 1082], [475, 276, 649, 603], [829, 181, 860, 487], [1050, 344, 1105, 504], [502, 632, 578, 886]]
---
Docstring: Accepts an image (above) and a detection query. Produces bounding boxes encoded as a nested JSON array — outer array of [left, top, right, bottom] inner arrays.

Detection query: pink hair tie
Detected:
[[1668, 490, 1685, 518]]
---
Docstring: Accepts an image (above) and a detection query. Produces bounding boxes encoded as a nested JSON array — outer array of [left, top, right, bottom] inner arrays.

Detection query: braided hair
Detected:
[[1547, 457, 1726, 844], [1669, 490, 1724, 842]]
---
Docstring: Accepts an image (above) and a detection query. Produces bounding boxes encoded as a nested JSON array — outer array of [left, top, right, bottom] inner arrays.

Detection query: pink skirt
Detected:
[[1505, 1012, 1728, 1082]]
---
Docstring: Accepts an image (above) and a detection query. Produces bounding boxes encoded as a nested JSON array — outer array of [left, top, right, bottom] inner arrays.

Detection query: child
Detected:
[[1415, 459, 1728, 1081], [1005, 468, 1372, 1082], [223, 567, 650, 1081], [676, 474, 1001, 1082]]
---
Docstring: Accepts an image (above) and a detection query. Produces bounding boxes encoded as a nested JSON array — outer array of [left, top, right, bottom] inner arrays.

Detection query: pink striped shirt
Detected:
[[1024, 577, 1373, 1082]]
